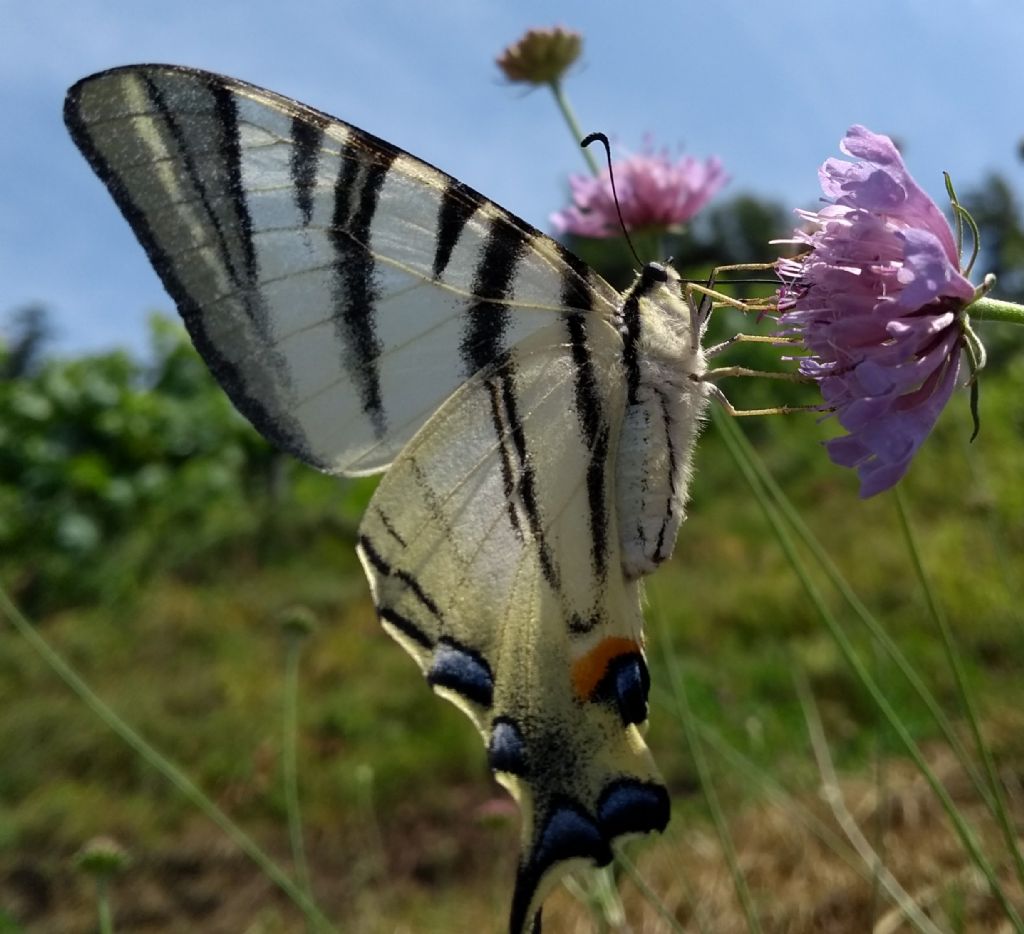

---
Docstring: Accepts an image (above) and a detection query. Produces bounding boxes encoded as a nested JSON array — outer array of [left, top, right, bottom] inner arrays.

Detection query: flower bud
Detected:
[[497, 26, 582, 85], [279, 605, 317, 643], [76, 836, 130, 877]]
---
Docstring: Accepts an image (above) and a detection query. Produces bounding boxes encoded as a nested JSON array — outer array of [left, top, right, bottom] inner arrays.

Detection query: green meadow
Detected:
[[1, 304, 1022, 932]]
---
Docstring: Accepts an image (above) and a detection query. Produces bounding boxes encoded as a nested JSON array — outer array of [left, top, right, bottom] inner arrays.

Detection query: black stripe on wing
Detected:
[[434, 178, 485, 279], [358, 532, 443, 621], [485, 377, 527, 543], [358, 531, 440, 653], [460, 217, 528, 377], [211, 83, 260, 287], [63, 69, 317, 468], [359, 528, 498, 711], [485, 359, 561, 592], [565, 311, 611, 582], [290, 114, 328, 225], [142, 75, 253, 295], [329, 139, 399, 440], [555, 244, 614, 586]]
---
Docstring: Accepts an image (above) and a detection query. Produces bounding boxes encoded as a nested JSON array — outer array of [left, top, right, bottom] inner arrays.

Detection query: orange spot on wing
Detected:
[[571, 637, 642, 701]]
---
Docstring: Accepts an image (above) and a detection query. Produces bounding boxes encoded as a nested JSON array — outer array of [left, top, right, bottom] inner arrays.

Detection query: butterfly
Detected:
[[64, 64, 711, 933]]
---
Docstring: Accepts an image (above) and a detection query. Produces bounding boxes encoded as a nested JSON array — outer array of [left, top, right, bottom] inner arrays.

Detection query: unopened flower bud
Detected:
[[497, 26, 582, 85]]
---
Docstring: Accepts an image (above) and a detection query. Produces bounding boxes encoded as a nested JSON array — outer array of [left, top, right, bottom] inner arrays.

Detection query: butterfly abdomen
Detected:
[[615, 266, 709, 579]]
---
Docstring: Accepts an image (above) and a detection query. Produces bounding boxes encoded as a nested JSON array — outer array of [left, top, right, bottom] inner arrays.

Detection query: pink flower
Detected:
[[777, 126, 978, 498], [551, 148, 727, 237]]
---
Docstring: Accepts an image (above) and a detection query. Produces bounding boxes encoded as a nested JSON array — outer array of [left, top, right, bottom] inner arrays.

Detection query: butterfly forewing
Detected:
[[64, 64, 619, 476]]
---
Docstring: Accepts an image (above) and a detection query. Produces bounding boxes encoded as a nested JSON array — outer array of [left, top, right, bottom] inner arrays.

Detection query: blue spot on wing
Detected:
[[534, 803, 610, 868], [488, 717, 529, 776], [597, 779, 670, 840], [426, 639, 494, 708], [592, 652, 651, 725], [613, 656, 649, 724]]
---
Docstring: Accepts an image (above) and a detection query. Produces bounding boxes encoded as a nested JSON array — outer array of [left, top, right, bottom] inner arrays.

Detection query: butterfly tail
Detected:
[[507, 777, 670, 934]]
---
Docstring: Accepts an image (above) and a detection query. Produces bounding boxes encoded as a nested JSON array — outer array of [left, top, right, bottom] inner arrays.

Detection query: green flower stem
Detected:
[[0, 588, 337, 934], [719, 412, 992, 810], [547, 79, 600, 176], [713, 410, 1023, 931], [893, 488, 1024, 891], [969, 296, 1024, 325], [97, 877, 113, 934], [655, 611, 764, 934], [283, 636, 315, 927]]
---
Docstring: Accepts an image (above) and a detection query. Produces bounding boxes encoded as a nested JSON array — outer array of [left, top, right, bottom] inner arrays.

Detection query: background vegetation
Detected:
[[1, 172, 1022, 933]]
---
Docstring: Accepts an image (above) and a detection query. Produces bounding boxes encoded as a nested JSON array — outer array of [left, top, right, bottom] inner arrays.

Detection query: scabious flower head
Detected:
[[278, 604, 317, 643], [777, 125, 977, 498], [551, 147, 728, 238], [76, 836, 131, 877], [496, 26, 582, 85]]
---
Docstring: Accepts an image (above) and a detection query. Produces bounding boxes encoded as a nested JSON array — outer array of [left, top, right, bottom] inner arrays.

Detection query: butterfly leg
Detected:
[[704, 332, 800, 358], [701, 363, 813, 383], [699, 378, 830, 417]]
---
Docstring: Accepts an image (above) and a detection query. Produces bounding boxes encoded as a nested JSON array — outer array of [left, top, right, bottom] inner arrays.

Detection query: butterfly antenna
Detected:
[[581, 132, 644, 268]]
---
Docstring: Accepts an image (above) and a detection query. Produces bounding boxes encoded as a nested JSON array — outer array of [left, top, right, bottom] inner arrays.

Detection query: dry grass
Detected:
[[542, 744, 1024, 933], [5, 741, 1021, 933]]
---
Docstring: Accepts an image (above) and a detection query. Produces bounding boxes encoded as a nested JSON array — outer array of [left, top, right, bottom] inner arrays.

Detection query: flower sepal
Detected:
[[958, 274, 996, 441]]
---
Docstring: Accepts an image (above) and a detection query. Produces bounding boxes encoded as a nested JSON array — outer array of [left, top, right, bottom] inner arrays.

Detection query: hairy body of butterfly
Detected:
[[65, 64, 710, 933]]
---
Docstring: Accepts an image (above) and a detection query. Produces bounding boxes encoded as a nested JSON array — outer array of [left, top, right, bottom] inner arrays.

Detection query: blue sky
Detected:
[[3, 0, 1023, 355]]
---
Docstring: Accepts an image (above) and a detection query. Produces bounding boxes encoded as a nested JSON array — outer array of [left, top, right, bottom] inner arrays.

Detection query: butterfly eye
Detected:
[[642, 261, 670, 285]]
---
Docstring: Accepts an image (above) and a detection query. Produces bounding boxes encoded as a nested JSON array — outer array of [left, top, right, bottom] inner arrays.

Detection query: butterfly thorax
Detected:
[[614, 264, 709, 579]]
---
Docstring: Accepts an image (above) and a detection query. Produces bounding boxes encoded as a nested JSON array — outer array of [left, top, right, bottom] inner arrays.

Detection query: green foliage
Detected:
[[0, 314, 312, 612], [0, 909, 25, 934]]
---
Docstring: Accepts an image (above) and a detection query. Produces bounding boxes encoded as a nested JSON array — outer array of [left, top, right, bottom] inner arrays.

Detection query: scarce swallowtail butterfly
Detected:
[[64, 65, 711, 934]]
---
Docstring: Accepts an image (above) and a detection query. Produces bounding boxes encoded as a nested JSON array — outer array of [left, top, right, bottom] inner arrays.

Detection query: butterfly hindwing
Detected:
[[358, 321, 668, 933]]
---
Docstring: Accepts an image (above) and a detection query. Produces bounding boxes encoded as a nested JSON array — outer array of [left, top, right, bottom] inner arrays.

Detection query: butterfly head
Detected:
[[622, 262, 707, 379]]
